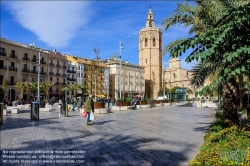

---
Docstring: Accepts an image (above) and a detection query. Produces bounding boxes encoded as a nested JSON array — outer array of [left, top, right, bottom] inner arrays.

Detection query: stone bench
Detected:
[[138, 104, 151, 108], [11, 108, 20, 114], [3, 110, 7, 116], [111, 106, 128, 111], [40, 107, 51, 112]]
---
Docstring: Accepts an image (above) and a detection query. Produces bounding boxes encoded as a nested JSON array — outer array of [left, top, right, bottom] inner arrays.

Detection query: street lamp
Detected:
[[119, 41, 124, 99], [37, 52, 43, 102]]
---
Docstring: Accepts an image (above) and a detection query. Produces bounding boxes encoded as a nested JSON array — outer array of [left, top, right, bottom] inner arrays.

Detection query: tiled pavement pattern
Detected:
[[0, 105, 215, 166]]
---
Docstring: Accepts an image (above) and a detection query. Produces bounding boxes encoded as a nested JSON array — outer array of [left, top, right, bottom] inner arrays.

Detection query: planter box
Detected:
[[162, 100, 168, 103], [123, 102, 131, 106], [94, 102, 105, 109], [140, 101, 147, 105], [115, 102, 122, 106]]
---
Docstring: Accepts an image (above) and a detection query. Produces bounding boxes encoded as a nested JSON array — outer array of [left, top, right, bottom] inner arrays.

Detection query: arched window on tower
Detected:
[[145, 38, 148, 47], [149, 21, 152, 27], [153, 38, 156, 47]]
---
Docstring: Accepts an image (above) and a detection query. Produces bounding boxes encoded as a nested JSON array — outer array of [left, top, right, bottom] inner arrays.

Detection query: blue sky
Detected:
[[1, 1, 196, 70]]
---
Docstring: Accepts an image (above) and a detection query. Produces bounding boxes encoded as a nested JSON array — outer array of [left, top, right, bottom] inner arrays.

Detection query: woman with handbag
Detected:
[[84, 94, 95, 125]]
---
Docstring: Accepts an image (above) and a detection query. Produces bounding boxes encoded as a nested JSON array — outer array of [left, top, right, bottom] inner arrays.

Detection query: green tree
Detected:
[[15, 82, 26, 100], [2, 76, 7, 98], [29, 82, 38, 100], [78, 83, 87, 97], [62, 84, 74, 98], [169, 3, 250, 124], [40, 81, 55, 101], [25, 81, 30, 102]]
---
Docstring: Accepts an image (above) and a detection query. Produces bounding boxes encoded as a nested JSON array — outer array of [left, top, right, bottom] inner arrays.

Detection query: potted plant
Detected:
[[115, 98, 123, 106], [140, 98, 148, 105], [123, 97, 132, 106]]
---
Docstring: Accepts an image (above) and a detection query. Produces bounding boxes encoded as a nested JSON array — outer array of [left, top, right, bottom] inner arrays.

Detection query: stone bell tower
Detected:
[[139, 7, 162, 98]]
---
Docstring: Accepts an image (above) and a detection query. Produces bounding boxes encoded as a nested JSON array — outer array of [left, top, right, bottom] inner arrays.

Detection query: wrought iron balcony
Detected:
[[40, 60, 46, 64], [49, 63, 54, 66], [49, 72, 54, 75], [0, 52, 6, 56], [10, 54, 17, 58], [40, 71, 46, 75], [22, 57, 30, 61], [31, 59, 37, 62], [9, 66, 17, 71], [62, 74, 67, 77], [22, 69, 30, 73], [0, 66, 7, 70], [62, 65, 67, 69], [56, 64, 61, 68], [56, 73, 61, 76], [31, 70, 38, 74]]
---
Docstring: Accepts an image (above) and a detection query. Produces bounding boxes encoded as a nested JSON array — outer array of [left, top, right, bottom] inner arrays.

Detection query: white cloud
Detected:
[[4, 1, 92, 48]]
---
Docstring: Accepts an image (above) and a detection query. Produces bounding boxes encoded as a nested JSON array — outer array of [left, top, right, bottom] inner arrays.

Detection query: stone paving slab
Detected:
[[0, 105, 215, 166]]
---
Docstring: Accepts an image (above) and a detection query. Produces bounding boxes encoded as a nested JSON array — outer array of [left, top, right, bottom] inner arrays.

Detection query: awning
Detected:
[[96, 94, 106, 98]]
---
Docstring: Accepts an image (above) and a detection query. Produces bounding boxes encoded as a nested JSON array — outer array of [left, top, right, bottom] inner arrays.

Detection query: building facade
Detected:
[[48, 51, 67, 100], [139, 8, 162, 98], [0, 38, 49, 101], [104, 56, 145, 100], [66, 55, 110, 100]]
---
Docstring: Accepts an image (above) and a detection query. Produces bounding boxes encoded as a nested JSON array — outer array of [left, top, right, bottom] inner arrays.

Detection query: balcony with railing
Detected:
[[62, 74, 67, 77], [0, 52, 6, 56], [31, 58, 37, 62], [22, 69, 30, 73], [0, 66, 7, 70], [49, 63, 54, 66], [8, 81, 16, 85], [67, 70, 76, 74], [49, 72, 54, 75], [62, 65, 67, 69], [56, 64, 61, 68], [67, 77, 76, 81], [9, 66, 17, 71], [10, 54, 17, 59], [40, 60, 46, 64], [56, 73, 61, 76], [40, 71, 46, 75], [31, 70, 38, 74], [22, 57, 30, 61]]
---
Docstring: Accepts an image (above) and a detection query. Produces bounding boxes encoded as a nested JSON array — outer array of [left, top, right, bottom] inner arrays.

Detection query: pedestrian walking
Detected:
[[85, 94, 94, 125]]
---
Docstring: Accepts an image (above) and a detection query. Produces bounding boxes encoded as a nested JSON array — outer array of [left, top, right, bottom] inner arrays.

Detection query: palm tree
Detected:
[[15, 82, 26, 100], [2, 76, 7, 99], [25, 81, 30, 102], [78, 83, 87, 97], [73, 82, 79, 97], [40, 81, 55, 101], [164, 2, 250, 124], [29, 82, 38, 100], [62, 84, 74, 98]]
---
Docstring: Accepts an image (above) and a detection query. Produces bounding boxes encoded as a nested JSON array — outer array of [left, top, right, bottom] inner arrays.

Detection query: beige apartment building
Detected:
[[48, 51, 67, 100], [139, 8, 162, 98], [66, 55, 110, 100], [104, 56, 145, 100], [0, 38, 49, 101]]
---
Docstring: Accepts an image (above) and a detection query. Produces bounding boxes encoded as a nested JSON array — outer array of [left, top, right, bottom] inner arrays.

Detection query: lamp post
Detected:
[[119, 41, 124, 99], [37, 52, 42, 102]]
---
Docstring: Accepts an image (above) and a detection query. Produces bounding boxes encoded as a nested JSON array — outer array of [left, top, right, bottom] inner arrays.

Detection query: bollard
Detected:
[[0, 103, 3, 125], [31, 102, 40, 121], [60, 103, 68, 117]]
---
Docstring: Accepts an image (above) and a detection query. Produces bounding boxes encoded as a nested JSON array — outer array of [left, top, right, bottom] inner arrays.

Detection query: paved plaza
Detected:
[[0, 105, 215, 166]]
